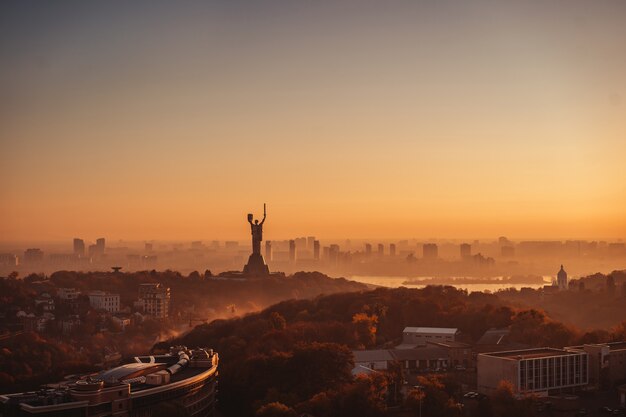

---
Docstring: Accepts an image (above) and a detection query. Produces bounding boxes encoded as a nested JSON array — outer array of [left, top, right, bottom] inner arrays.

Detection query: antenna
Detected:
[[264, 203, 266, 216]]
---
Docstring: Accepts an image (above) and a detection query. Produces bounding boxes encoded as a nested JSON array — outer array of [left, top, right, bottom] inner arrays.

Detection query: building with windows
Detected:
[[138, 283, 170, 319], [566, 341, 626, 389], [88, 291, 120, 313], [0, 346, 219, 417], [477, 348, 589, 396], [399, 327, 459, 347]]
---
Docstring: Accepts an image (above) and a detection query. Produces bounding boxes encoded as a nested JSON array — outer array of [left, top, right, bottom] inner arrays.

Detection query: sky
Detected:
[[1, 0, 625, 242]]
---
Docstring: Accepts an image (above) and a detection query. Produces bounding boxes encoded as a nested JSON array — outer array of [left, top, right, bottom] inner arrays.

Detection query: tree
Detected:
[[255, 402, 297, 417]]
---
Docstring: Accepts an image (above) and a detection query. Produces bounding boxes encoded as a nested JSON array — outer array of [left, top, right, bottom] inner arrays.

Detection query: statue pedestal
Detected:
[[243, 253, 270, 276]]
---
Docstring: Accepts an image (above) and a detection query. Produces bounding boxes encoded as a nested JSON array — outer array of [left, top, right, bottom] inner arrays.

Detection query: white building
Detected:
[[138, 283, 170, 319], [57, 288, 81, 301], [88, 291, 120, 313], [399, 327, 459, 348]]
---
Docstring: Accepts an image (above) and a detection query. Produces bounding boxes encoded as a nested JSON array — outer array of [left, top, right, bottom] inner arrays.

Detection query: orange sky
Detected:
[[1, 1, 625, 241]]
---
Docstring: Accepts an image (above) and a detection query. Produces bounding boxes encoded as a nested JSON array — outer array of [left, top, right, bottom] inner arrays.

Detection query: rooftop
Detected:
[[480, 348, 581, 360], [403, 327, 458, 335]]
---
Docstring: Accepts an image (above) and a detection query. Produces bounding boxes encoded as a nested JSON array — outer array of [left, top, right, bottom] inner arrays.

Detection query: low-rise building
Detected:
[[477, 348, 589, 396], [399, 327, 459, 347], [566, 341, 626, 389]]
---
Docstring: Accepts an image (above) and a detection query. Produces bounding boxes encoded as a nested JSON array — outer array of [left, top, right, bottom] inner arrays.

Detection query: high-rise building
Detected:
[[377, 244, 384, 256], [139, 283, 171, 319], [329, 244, 340, 265], [314, 240, 320, 260], [265, 240, 272, 261], [307, 236, 315, 250], [96, 238, 105, 254], [289, 240, 296, 262], [365, 243, 372, 257], [422, 243, 438, 260], [460, 243, 471, 259], [389, 243, 396, 257], [73, 238, 85, 257], [501, 246, 515, 258], [557, 265, 568, 290]]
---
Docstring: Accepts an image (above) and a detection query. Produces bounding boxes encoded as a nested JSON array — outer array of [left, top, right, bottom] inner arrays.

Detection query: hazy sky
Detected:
[[1, 1, 625, 242]]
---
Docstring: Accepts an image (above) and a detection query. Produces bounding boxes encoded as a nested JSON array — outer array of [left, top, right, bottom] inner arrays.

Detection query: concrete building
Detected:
[[23, 249, 43, 264], [389, 243, 396, 257], [566, 342, 626, 389], [422, 243, 438, 260], [313, 240, 320, 260], [73, 238, 85, 257], [352, 349, 395, 373], [365, 243, 372, 257], [460, 243, 471, 259], [288, 240, 296, 262], [377, 244, 384, 256], [399, 327, 458, 347], [88, 291, 120, 313], [138, 283, 170, 319], [0, 346, 219, 417], [0, 253, 18, 267], [477, 348, 589, 396]]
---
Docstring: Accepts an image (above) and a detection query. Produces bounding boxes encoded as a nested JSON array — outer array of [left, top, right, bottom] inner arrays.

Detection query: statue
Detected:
[[243, 203, 270, 276], [247, 203, 266, 255]]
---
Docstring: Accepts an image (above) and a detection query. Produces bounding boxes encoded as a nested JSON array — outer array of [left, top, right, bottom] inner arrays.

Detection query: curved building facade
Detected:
[[0, 346, 218, 417]]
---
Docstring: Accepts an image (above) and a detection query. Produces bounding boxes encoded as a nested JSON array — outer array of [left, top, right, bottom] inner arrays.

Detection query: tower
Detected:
[[557, 265, 568, 290]]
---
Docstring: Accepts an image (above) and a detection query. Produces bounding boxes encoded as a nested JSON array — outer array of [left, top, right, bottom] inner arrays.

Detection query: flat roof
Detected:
[[480, 348, 582, 360], [353, 350, 394, 363], [403, 327, 458, 334]]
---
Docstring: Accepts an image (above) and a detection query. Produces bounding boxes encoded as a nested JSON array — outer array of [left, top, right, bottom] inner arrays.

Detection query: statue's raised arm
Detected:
[[247, 213, 253, 224], [260, 203, 267, 225]]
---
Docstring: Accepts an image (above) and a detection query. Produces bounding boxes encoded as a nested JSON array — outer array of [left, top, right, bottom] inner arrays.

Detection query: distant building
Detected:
[[224, 241, 239, 249], [144, 242, 153, 251], [477, 348, 588, 395], [460, 243, 471, 259], [313, 240, 320, 260], [289, 240, 296, 262], [88, 291, 120, 313], [138, 283, 170, 319], [329, 244, 339, 265], [501, 245, 515, 258], [0, 347, 219, 417], [377, 244, 384, 256], [73, 238, 85, 257], [365, 243, 372, 257], [0, 253, 18, 267], [265, 241, 272, 261], [23, 249, 43, 264], [307, 236, 315, 250], [400, 327, 458, 347], [557, 265, 568, 290], [57, 288, 81, 301], [96, 238, 105, 253], [191, 241, 203, 250], [422, 243, 438, 260], [389, 243, 396, 257]]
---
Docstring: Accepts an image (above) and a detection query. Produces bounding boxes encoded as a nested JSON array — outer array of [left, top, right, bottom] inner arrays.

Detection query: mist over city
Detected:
[[1, 1, 625, 417]]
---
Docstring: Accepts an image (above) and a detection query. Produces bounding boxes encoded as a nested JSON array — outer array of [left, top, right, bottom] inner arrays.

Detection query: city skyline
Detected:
[[2, 0, 625, 241]]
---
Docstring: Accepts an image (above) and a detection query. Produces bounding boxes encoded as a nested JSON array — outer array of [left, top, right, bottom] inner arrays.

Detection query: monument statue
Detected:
[[243, 203, 270, 276], [248, 203, 266, 255]]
